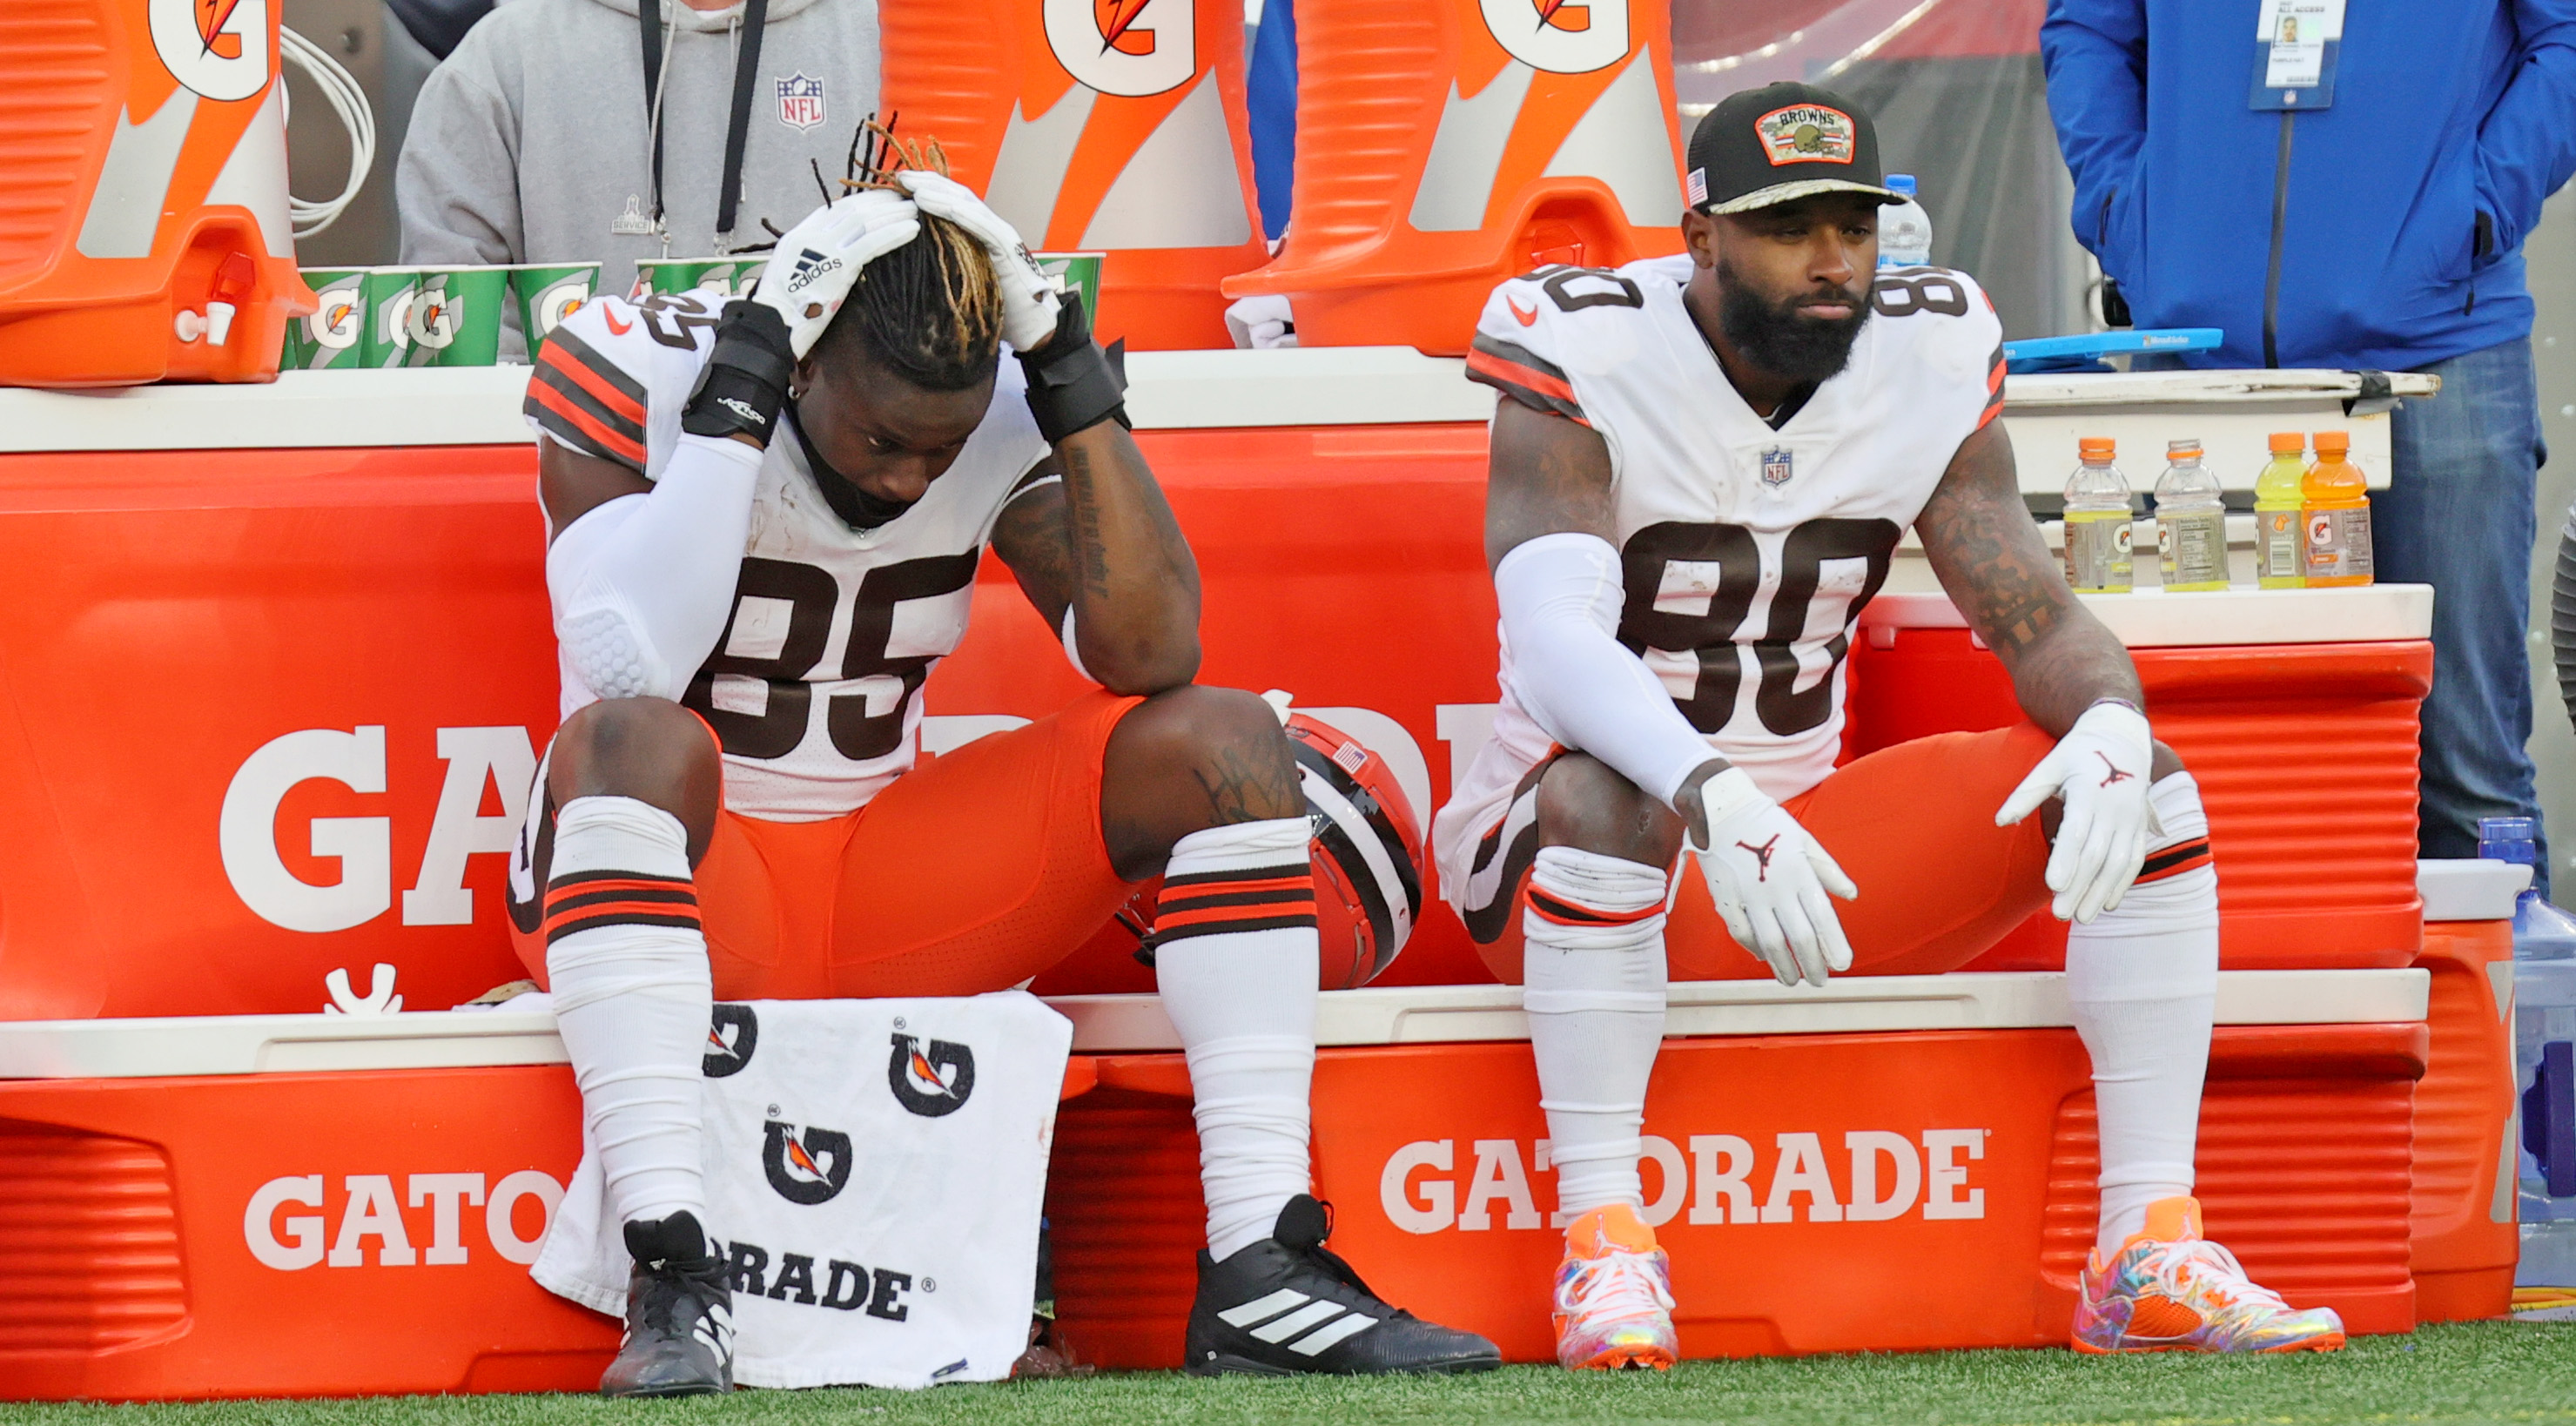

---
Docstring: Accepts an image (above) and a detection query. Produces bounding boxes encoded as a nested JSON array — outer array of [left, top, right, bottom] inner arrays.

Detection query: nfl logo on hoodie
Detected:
[[777, 73, 826, 132]]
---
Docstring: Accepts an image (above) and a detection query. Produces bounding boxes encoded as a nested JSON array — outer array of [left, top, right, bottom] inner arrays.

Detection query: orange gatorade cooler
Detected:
[[878, 0, 1269, 351], [0, 0, 316, 387], [1222, 0, 1688, 353]]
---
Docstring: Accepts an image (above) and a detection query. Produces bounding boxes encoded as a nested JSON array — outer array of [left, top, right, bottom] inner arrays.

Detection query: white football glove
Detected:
[[1689, 767, 1859, 988], [1996, 701, 2161, 924], [896, 170, 1062, 352], [753, 190, 920, 359]]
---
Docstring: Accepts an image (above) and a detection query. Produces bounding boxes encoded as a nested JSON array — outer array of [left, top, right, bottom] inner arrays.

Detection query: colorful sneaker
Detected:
[[2072, 1196, 2346, 1354], [1552, 1203, 1678, 1370]]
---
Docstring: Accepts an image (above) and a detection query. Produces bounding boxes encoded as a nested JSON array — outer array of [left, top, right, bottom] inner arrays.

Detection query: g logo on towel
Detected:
[[888, 1034, 977, 1118], [762, 1121, 854, 1205], [704, 1004, 760, 1079]]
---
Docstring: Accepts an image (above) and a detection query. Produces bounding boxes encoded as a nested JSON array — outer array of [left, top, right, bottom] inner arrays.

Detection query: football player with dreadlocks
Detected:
[[515, 133, 1498, 1392]]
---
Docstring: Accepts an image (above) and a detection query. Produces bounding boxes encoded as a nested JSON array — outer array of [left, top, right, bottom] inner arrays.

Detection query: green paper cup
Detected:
[[1033, 252, 1104, 323], [360, 267, 421, 368], [284, 268, 366, 370], [403, 266, 510, 367], [637, 257, 767, 299], [508, 262, 602, 360]]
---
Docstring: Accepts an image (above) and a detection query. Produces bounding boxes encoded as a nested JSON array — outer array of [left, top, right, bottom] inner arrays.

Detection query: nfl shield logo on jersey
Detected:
[[776, 73, 826, 132], [1761, 447, 1794, 488]]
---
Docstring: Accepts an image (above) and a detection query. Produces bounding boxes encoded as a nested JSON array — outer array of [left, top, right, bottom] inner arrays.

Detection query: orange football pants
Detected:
[[512, 689, 1147, 999], [1475, 724, 2059, 984]]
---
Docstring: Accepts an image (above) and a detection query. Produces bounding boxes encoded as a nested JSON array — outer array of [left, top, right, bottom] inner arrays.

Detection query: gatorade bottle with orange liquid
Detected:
[[2255, 432, 2308, 589], [0, 0, 314, 385], [2300, 430, 2375, 588]]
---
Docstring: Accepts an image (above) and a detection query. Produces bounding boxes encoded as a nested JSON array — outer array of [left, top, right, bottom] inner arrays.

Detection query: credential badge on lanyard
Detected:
[[2249, 0, 2344, 111]]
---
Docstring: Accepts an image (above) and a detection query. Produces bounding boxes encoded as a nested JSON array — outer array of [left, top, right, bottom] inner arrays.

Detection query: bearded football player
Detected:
[[1436, 84, 2346, 1369], [514, 142, 1497, 1391]]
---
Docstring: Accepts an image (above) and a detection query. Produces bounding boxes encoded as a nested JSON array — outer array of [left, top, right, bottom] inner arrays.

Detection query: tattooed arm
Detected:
[[989, 420, 1202, 696], [1915, 420, 2142, 736]]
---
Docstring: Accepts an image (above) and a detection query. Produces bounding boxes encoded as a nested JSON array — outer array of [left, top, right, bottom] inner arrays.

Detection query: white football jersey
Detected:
[[1464, 254, 2002, 801], [525, 292, 1051, 820]]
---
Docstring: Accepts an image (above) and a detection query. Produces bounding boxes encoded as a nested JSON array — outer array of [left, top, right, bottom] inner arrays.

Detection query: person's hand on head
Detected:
[[896, 171, 1061, 353], [752, 190, 920, 360]]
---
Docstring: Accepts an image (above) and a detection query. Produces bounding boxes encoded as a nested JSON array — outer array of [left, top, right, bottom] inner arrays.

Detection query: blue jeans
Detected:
[[2374, 335, 2549, 892]]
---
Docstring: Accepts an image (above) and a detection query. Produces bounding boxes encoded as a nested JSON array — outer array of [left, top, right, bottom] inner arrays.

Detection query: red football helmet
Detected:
[[1284, 711, 1424, 988]]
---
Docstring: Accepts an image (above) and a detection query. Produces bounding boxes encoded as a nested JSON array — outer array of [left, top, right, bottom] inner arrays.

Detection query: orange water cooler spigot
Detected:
[[879, 0, 1272, 353], [0, 0, 316, 387], [1224, 0, 1688, 355]]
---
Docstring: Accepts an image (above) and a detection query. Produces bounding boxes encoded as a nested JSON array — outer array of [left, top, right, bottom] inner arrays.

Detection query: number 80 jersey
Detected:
[[526, 292, 1051, 821], [1463, 254, 2004, 803]]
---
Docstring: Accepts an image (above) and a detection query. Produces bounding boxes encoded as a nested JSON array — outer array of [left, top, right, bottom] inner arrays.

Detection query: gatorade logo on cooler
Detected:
[[152, 0, 273, 102], [1478, 0, 1631, 75], [1045, 0, 1195, 98]]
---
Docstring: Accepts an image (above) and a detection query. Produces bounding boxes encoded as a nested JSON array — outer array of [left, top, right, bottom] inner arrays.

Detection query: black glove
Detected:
[[681, 300, 796, 446], [1018, 293, 1128, 446]]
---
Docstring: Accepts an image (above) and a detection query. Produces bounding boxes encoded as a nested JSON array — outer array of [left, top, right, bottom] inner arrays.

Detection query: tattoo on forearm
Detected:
[[1064, 442, 1113, 602]]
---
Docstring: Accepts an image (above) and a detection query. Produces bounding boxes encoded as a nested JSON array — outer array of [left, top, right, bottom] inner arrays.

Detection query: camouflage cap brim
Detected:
[[1706, 178, 1907, 215]]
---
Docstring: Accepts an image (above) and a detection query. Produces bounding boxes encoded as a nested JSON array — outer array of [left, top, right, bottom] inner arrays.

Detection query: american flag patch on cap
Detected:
[[1687, 166, 1708, 207]]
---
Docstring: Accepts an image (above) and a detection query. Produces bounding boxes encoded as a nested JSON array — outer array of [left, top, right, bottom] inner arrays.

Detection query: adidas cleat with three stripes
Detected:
[[602, 1212, 736, 1396], [1185, 1195, 1501, 1376]]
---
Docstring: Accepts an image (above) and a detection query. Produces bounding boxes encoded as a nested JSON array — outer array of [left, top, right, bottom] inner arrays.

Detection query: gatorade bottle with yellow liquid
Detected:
[[2301, 431, 2376, 588], [2256, 432, 2309, 589], [2063, 437, 2135, 594]]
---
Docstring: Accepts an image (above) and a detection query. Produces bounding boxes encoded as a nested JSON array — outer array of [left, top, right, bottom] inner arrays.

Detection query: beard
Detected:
[[1714, 257, 1873, 385]]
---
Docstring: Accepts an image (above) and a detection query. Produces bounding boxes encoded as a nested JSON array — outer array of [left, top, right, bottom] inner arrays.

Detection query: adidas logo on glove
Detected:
[[784, 249, 842, 295]]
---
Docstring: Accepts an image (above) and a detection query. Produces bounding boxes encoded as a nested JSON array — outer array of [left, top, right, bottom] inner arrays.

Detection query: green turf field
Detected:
[[5, 1323, 2573, 1426]]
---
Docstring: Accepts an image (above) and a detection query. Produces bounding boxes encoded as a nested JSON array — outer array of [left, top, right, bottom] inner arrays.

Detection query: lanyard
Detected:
[[637, 0, 770, 243]]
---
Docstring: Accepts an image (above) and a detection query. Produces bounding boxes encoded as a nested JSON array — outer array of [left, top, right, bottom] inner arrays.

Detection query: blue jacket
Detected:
[[2042, 0, 2576, 370]]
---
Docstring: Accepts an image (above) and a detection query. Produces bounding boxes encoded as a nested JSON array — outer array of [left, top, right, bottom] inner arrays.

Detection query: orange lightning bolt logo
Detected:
[[1097, 0, 1153, 55], [909, 1052, 952, 1093], [1534, 0, 1589, 32], [784, 1137, 825, 1179], [196, 0, 245, 58]]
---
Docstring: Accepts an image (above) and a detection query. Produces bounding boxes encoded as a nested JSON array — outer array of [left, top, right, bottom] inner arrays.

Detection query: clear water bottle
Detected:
[[1878, 174, 1933, 269], [2482, 816, 2576, 1288], [2062, 437, 2135, 593], [2152, 439, 2230, 591]]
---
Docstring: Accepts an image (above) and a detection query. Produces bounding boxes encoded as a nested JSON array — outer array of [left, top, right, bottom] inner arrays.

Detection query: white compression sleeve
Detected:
[[545, 432, 763, 703], [1495, 532, 1718, 807]]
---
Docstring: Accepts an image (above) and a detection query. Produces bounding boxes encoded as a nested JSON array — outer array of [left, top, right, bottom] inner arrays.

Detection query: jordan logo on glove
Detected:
[[2095, 751, 2135, 787], [1736, 835, 1780, 880]]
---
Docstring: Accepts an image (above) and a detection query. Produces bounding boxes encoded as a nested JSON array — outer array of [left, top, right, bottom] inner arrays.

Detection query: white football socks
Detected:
[[1521, 846, 1671, 1221], [543, 795, 713, 1230], [1153, 817, 1322, 1261], [2067, 772, 2219, 1254]]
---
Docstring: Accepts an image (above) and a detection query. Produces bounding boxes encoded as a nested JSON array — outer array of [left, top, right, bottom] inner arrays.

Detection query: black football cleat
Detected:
[[1186, 1195, 1501, 1376], [601, 1211, 735, 1397]]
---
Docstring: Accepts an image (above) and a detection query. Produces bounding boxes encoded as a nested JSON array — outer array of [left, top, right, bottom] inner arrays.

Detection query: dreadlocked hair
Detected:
[[816, 213, 1002, 391], [808, 118, 1002, 391]]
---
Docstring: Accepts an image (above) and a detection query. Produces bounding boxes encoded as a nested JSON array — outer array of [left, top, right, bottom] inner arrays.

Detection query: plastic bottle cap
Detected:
[[2268, 432, 2305, 454], [2315, 430, 2350, 454], [2165, 440, 2202, 458], [1887, 174, 1918, 198], [2078, 437, 2115, 461]]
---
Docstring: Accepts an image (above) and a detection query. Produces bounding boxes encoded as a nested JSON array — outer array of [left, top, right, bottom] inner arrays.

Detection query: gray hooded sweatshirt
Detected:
[[397, 0, 880, 314]]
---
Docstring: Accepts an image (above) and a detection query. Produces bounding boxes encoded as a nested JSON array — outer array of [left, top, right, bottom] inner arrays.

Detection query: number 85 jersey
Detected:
[[526, 292, 1050, 821], [1460, 253, 2004, 804]]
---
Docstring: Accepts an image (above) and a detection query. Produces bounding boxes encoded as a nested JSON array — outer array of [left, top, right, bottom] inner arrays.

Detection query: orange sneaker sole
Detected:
[[2069, 1330, 2346, 1355], [1564, 1345, 1676, 1371]]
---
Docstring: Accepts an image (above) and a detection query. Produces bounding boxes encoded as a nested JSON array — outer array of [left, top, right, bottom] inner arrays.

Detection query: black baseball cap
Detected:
[[1685, 82, 1905, 216]]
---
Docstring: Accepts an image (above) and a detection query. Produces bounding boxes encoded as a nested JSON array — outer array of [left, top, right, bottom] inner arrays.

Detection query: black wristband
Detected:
[[1018, 293, 1128, 445], [681, 300, 795, 445]]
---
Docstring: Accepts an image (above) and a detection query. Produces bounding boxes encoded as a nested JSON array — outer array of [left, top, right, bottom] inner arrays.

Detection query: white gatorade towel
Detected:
[[535, 991, 1073, 1389]]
